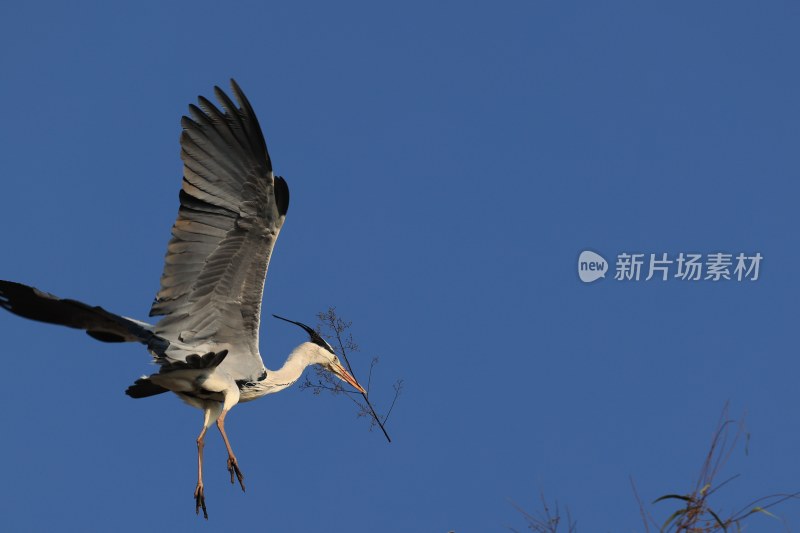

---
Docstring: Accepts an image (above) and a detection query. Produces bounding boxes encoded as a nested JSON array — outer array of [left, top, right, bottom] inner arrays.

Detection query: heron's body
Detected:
[[0, 80, 365, 519], [150, 342, 330, 406]]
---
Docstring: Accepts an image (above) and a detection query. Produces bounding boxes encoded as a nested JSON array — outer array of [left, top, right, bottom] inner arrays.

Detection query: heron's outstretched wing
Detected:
[[0, 280, 166, 352], [150, 80, 289, 379]]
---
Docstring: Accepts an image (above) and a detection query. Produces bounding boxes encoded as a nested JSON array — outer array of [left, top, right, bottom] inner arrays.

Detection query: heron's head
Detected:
[[272, 314, 366, 394]]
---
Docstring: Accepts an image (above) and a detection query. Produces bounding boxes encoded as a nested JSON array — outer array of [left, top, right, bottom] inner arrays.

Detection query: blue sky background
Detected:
[[1, 1, 799, 531]]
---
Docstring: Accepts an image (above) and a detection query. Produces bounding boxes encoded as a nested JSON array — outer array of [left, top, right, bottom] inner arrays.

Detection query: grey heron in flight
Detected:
[[0, 80, 366, 519]]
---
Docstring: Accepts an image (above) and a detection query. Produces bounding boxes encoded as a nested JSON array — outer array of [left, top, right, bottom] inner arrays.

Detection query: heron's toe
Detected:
[[194, 483, 208, 519], [226, 457, 246, 492]]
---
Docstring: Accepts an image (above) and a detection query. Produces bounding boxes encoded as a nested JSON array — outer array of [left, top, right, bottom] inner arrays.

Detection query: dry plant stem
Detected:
[[729, 491, 800, 522], [630, 476, 654, 532], [330, 319, 392, 443], [382, 380, 402, 426], [652, 403, 798, 531], [508, 493, 576, 533], [306, 308, 401, 441]]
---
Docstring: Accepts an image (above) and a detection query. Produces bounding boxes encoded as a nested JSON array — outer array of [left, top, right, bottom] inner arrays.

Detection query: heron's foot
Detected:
[[227, 456, 245, 492], [194, 483, 208, 519]]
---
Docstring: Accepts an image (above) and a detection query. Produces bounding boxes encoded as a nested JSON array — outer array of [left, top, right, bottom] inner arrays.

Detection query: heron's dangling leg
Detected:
[[195, 402, 222, 519], [217, 408, 245, 491]]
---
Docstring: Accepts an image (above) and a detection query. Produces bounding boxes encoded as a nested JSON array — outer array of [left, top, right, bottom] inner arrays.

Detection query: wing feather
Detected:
[[150, 80, 288, 380]]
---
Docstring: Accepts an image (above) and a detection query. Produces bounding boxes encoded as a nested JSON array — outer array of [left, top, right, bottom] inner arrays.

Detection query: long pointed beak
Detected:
[[330, 361, 367, 394]]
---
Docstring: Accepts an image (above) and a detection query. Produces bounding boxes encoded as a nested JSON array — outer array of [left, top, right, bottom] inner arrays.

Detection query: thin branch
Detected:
[[382, 379, 404, 426], [508, 493, 576, 533], [326, 311, 392, 442], [303, 307, 402, 443], [730, 491, 800, 521], [366, 357, 377, 396], [630, 476, 653, 533], [650, 405, 798, 531]]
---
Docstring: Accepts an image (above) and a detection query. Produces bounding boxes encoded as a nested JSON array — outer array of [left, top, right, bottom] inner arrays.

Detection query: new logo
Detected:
[[578, 251, 607, 283]]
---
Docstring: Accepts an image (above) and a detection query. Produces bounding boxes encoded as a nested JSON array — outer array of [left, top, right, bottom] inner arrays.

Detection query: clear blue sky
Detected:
[[1, 1, 799, 531]]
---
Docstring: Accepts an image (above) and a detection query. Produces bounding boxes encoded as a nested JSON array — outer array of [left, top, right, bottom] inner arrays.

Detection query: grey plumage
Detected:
[[150, 79, 289, 381], [0, 81, 369, 518], [0, 80, 288, 386], [0, 280, 168, 355]]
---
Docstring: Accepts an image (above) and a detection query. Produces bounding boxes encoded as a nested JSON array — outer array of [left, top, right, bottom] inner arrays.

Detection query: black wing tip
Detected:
[[189, 80, 255, 124], [86, 330, 126, 343], [195, 94, 222, 118], [0, 280, 19, 309], [181, 114, 198, 128], [229, 79, 248, 106], [213, 85, 231, 105], [0, 280, 30, 293], [275, 176, 289, 217], [204, 80, 240, 106], [0, 281, 53, 314], [125, 377, 169, 399]]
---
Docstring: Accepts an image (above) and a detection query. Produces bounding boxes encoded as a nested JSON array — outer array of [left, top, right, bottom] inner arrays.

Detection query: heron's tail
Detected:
[[0, 280, 169, 355]]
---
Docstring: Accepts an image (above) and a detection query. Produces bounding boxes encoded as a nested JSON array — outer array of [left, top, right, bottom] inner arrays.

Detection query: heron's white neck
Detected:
[[258, 344, 320, 395], [237, 343, 329, 402]]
